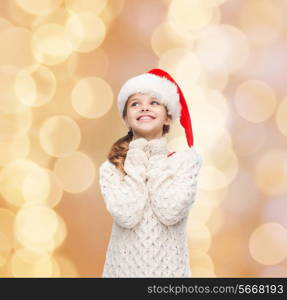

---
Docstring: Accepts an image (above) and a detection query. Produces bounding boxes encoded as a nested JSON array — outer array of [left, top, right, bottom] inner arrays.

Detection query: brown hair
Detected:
[[107, 97, 171, 176]]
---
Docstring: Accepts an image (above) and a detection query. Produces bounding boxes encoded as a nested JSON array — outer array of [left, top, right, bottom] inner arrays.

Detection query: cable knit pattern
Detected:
[[99, 136, 203, 278]]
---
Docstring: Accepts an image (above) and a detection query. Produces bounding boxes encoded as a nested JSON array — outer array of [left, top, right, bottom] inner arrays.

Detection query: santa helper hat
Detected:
[[117, 68, 194, 148]]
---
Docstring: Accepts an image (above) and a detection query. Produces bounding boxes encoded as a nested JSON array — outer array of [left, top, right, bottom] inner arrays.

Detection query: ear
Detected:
[[164, 114, 172, 126]]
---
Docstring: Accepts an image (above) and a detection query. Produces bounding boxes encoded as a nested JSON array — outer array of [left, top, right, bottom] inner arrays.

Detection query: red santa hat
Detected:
[[117, 68, 194, 147]]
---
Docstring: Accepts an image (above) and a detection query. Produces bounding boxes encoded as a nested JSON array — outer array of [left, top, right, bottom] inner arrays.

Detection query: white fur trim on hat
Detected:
[[117, 73, 181, 120]]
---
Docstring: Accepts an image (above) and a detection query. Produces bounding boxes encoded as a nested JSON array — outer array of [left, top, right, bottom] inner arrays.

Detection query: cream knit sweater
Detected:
[[98, 136, 203, 278]]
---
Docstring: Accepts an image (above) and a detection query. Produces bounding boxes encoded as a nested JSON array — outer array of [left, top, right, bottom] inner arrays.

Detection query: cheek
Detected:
[[127, 110, 137, 120]]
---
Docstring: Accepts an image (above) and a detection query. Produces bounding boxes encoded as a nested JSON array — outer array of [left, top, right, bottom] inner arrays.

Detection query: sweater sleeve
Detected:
[[98, 147, 149, 229], [146, 147, 203, 226]]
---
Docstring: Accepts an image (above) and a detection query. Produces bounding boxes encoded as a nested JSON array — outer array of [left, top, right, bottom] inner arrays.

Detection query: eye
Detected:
[[130, 100, 160, 106], [151, 100, 160, 104]]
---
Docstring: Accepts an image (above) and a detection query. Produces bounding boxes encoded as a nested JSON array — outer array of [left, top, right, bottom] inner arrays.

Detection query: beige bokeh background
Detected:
[[0, 0, 287, 277]]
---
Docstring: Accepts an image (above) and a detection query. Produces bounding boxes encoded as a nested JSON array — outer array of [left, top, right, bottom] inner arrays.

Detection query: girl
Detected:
[[98, 68, 203, 277]]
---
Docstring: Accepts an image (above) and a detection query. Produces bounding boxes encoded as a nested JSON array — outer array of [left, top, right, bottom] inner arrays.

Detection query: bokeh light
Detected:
[[249, 223, 287, 265], [10, 248, 56, 277], [31, 23, 74, 65], [0, 159, 46, 207], [234, 80, 277, 123], [71, 77, 113, 118], [15, 0, 63, 15], [254, 149, 287, 197], [0, 135, 30, 166], [39, 115, 81, 157], [65, 0, 108, 15], [53, 151, 95, 193], [239, 0, 284, 46], [65, 12, 106, 53], [168, 0, 213, 33], [14, 64, 56, 107], [14, 204, 60, 252]]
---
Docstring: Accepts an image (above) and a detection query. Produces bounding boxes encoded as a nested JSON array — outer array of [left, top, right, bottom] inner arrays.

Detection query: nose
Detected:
[[141, 104, 150, 111]]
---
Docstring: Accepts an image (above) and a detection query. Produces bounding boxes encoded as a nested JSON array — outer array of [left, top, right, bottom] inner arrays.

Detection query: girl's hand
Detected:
[[128, 137, 149, 152], [147, 136, 168, 157]]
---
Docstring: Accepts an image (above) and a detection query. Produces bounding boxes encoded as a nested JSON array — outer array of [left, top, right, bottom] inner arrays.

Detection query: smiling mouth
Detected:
[[137, 115, 156, 121], [137, 117, 155, 122]]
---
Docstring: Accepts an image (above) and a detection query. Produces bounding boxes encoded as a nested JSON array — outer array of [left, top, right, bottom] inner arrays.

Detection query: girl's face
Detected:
[[124, 92, 171, 140]]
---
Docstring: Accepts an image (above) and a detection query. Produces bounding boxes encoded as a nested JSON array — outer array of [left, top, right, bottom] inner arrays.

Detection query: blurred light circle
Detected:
[[39, 115, 81, 157], [188, 199, 212, 224], [31, 24, 74, 65], [275, 98, 287, 138], [254, 150, 287, 196], [197, 143, 238, 190], [220, 25, 250, 72], [10, 248, 55, 277], [151, 22, 194, 57], [234, 80, 277, 123], [53, 151, 95, 193], [15, 204, 59, 252], [31, 7, 71, 28], [0, 107, 32, 141], [0, 65, 27, 114], [22, 167, 63, 207], [196, 24, 249, 73], [22, 167, 51, 205], [15, 0, 63, 15], [158, 48, 190, 75], [249, 222, 287, 265], [187, 101, 229, 150], [239, 0, 284, 46], [65, 0, 108, 15], [197, 26, 226, 72], [71, 77, 113, 118], [175, 51, 202, 90], [199, 165, 226, 190], [0, 135, 30, 166], [0, 160, 44, 207], [15, 64, 56, 107], [168, 0, 213, 33], [65, 12, 106, 53]]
